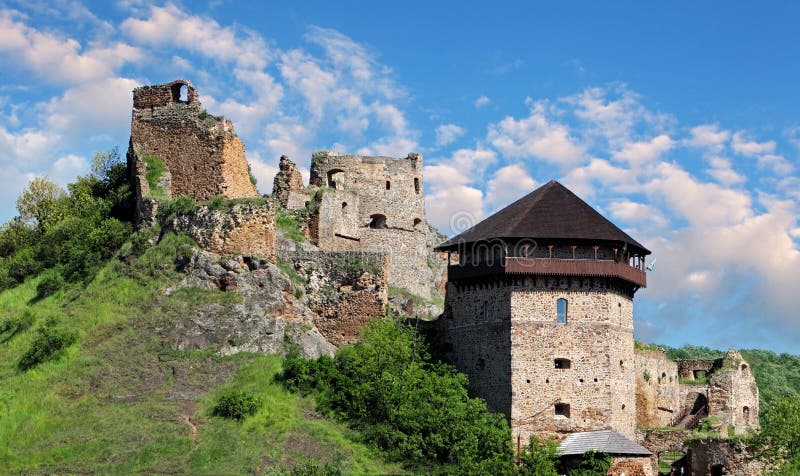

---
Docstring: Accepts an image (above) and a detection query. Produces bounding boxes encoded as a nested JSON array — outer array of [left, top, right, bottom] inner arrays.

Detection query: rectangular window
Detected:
[[554, 358, 571, 369], [483, 301, 488, 320], [555, 403, 570, 418]]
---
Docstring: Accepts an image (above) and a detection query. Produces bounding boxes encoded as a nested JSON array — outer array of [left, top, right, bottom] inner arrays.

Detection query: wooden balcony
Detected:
[[447, 257, 647, 288]]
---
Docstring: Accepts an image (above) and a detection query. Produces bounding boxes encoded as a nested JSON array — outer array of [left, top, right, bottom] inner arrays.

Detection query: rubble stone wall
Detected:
[[687, 438, 764, 476], [635, 349, 681, 427], [278, 251, 388, 346], [128, 80, 258, 208], [171, 202, 277, 261]]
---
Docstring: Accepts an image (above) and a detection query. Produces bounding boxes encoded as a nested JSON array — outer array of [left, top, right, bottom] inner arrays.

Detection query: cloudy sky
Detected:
[[1, 1, 799, 353]]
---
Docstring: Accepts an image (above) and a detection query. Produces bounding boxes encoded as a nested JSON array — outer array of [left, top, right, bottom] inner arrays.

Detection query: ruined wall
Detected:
[[307, 151, 433, 297], [677, 359, 720, 380], [686, 439, 764, 476], [278, 251, 388, 347], [128, 80, 258, 208], [510, 276, 637, 441], [608, 457, 655, 476], [272, 156, 308, 210], [171, 202, 276, 261], [708, 351, 760, 435], [635, 349, 681, 427]]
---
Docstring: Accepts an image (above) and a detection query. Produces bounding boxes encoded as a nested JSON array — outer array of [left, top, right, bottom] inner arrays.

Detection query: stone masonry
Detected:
[[278, 150, 434, 298], [272, 155, 308, 210], [127, 79, 258, 211]]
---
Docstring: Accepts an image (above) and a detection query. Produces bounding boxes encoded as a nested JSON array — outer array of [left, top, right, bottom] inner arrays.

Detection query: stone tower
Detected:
[[127, 79, 258, 219], [431, 181, 650, 442], [306, 150, 432, 297]]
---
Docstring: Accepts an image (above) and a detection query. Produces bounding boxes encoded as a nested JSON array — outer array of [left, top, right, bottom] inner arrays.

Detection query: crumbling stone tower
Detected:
[[127, 79, 258, 218], [431, 181, 650, 442], [305, 151, 432, 298]]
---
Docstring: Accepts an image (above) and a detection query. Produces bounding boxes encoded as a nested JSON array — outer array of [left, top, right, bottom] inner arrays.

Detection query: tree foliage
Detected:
[[0, 148, 133, 292], [281, 318, 515, 475], [518, 436, 559, 476]]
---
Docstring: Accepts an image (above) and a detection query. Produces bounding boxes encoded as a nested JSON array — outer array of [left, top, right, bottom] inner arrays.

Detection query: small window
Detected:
[[743, 406, 750, 423], [413, 218, 422, 228], [341, 202, 347, 210], [556, 298, 567, 324], [385, 180, 391, 190], [482, 301, 488, 320], [414, 177, 420, 193], [741, 364, 748, 372], [555, 403, 570, 418], [554, 358, 571, 369], [369, 214, 387, 229]]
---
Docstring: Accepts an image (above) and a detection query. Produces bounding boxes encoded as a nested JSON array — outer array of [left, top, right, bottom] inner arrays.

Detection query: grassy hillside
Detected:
[[0, 239, 399, 475]]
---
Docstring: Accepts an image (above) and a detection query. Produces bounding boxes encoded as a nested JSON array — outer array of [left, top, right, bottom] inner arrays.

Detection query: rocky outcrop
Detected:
[[165, 251, 334, 358]]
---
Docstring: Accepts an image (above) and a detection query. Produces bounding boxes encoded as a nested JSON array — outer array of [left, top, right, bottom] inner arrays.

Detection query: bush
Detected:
[[157, 196, 197, 221], [0, 310, 36, 343], [36, 270, 65, 298], [211, 389, 261, 420], [518, 436, 559, 476], [280, 318, 515, 474], [18, 322, 78, 371]]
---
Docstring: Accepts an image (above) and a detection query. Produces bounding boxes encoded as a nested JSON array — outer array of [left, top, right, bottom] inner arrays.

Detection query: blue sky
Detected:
[[1, 1, 799, 353]]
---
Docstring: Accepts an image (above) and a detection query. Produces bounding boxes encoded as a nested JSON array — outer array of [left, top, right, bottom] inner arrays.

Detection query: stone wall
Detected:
[[635, 349, 681, 427], [427, 275, 638, 443], [170, 202, 277, 261], [128, 79, 258, 211], [608, 457, 655, 476], [708, 350, 760, 435], [278, 251, 388, 346], [306, 151, 433, 298], [686, 438, 764, 475], [509, 276, 637, 441], [272, 156, 308, 209], [677, 359, 720, 380]]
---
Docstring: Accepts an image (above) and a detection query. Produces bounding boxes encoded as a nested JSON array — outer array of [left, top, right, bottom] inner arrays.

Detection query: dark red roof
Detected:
[[436, 180, 650, 255]]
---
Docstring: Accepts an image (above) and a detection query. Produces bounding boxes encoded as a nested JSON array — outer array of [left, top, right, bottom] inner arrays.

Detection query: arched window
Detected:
[[743, 406, 750, 423], [556, 298, 568, 324], [369, 214, 387, 229], [171, 83, 189, 103]]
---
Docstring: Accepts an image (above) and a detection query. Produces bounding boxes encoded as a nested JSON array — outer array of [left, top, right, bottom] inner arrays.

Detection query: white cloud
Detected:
[[0, 9, 142, 85], [613, 134, 674, 166], [435, 124, 465, 147], [686, 124, 730, 150], [756, 154, 795, 175], [474, 95, 491, 109], [706, 156, 745, 186], [731, 131, 775, 156], [488, 100, 584, 165], [484, 164, 537, 211]]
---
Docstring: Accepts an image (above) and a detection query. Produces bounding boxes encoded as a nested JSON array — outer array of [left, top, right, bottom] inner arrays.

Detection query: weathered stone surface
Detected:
[[127, 80, 258, 215], [307, 151, 436, 298], [686, 438, 765, 475], [165, 251, 334, 359], [608, 457, 654, 476], [278, 251, 388, 346], [169, 202, 277, 261], [635, 348, 681, 427], [272, 155, 308, 209]]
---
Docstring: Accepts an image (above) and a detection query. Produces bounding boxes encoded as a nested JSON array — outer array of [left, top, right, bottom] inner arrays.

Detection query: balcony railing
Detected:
[[447, 257, 647, 288]]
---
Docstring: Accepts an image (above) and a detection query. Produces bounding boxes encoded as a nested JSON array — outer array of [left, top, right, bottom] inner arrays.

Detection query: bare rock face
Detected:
[[272, 155, 307, 209], [165, 251, 334, 359]]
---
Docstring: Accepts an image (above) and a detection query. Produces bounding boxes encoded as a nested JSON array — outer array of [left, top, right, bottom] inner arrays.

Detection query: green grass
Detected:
[[276, 214, 306, 243], [141, 154, 168, 200], [0, 242, 399, 474]]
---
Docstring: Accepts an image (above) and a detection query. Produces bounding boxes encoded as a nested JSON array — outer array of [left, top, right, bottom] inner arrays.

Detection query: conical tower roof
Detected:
[[436, 180, 650, 255]]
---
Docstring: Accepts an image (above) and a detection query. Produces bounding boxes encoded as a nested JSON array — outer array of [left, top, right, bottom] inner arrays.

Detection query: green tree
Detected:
[[281, 318, 515, 475], [16, 176, 68, 231], [518, 436, 559, 476], [755, 397, 800, 473]]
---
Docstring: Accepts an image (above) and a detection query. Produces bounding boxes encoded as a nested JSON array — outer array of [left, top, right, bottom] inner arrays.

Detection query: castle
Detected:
[[126, 81, 761, 475]]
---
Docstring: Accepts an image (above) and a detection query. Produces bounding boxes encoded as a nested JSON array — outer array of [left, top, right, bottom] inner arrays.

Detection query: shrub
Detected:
[[280, 318, 515, 474], [518, 436, 559, 476], [36, 270, 65, 298], [157, 196, 197, 221], [0, 310, 36, 343], [211, 389, 261, 420], [142, 155, 167, 199], [18, 322, 78, 371], [277, 214, 306, 242]]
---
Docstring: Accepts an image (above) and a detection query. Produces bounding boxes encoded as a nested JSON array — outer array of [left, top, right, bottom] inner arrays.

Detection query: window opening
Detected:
[[556, 298, 567, 323], [554, 358, 571, 369], [555, 403, 570, 418], [369, 214, 387, 229], [414, 177, 420, 193]]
